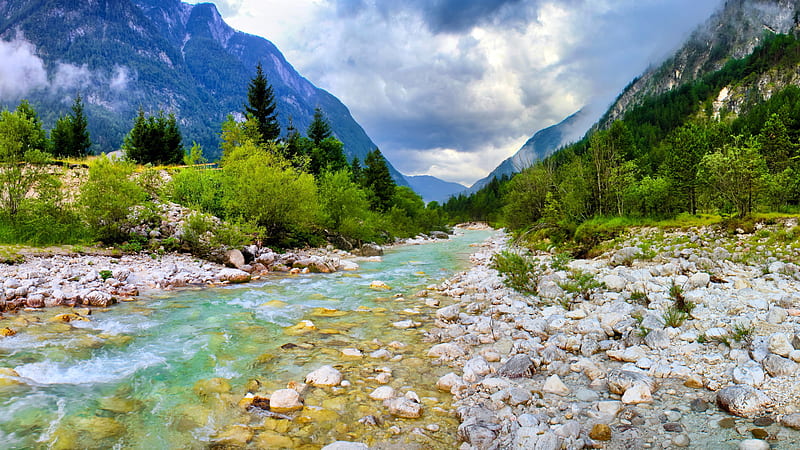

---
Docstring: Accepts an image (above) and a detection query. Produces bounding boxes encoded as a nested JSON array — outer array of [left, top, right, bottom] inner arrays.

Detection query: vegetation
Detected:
[[490, 250, 543, 295], [245, 62, 281, 143], [445, 33, 800, 257], [51, 95, 92, 158], [123, 108, 183, 165]]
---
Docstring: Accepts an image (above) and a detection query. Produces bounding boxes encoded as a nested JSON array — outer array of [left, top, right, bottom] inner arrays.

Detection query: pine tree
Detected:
[[363, 148, 396, 212], [308, 107, 332, 145], [123, 108, 183, 165], [350, 157, 363, 184], [14, 100, 48, 154], [759, 113, 795, 173], [245, 62, 280, 143], [52, 95, 91, 158]]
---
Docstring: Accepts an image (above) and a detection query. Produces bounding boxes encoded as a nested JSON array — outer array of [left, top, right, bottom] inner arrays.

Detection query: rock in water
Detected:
[[321, 442, 369, 450], [716, 385, 772, 418], [497, 354, 535, 378], [738, 439, 770, 450], [225, 249, 245, 269], [383, 397, 422, 418], [780, 413, 800, 429], [607, 369, 656, 394], [217, 268, 251, 283], [589, 424, 612, 441], [305, 365, 343, 387], [269, 389, 303, 412], [369, 386, 395, 400], [359, 244, 384, 257]]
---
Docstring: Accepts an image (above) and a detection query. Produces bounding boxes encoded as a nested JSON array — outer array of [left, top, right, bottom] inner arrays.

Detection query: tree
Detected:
[[245, 62, 280, 143], [52, 94, 92, 158], [0, 108, 52, 217], [589, 121, 636, 215], [79, 155, 145, 242], [699, 136, 768, 217], [318, 169, 375, 241], [362, 149, 396, 212], [758, 113, 795, 173], [309, 137, 348, 176], [503, 163, 554, 230], [308, 107, 332, 145], [123, 108, 183, 165], [14, 100, 48, 155], [661, 121, 710, 215]]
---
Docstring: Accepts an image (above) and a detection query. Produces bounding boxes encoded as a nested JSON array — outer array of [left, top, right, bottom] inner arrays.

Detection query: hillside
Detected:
[[0, 0, 408, 184], [405, 175, 466, 204]]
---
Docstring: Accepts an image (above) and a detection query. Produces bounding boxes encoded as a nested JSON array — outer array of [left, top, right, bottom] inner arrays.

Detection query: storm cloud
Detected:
[[194, 0, 724, 185]]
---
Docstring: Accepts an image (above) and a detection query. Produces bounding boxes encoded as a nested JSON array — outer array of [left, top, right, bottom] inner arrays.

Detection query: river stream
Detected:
[[0, 229, 494, 449]]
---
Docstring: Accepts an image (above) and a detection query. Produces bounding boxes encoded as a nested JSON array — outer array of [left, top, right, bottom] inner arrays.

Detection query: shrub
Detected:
[[558, 270, 605, 308], [79, 155, 145, 243], [490, 250, 543, 295], [663, 306, 690, 328]]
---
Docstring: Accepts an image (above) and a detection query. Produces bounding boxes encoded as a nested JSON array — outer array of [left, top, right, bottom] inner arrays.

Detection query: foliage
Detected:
[[362, 148, 397, 212], [220, 141, 319, 238], [698, 136, 768, 217], [663, 306, 690, 328], [318, 169, 377, 242], [558, 270, 605, 307], [166, 166, 224, 217], [123, 108, 183, 165], [245, 62, 280, 143], [490, 250, 543, 295], [0, 108, 53, 217], [183, 142, 208, 166], [51, 94, 91, 158], [79, 155, 145, 243]]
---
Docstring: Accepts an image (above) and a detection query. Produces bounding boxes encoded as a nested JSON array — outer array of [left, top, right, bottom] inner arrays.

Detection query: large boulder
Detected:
[[716, 385, 772, 418], [359, 243, 383, 257], [269, 389, 303, 412], [225, 249, 246, 269], [217, 268, 251, 284]]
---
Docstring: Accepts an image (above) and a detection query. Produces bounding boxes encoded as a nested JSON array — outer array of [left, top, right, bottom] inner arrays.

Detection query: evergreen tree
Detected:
[[661, 121, 710, 215], [350, 157, 363, 184], [245, 62, 280, 143], [123, 108, 183, 165], [14, 100, 48, 154], [363, 148, 396, 212], [52, 95, 91, 158], [759, 113, 796, 173], [308, 107, 332, 145]]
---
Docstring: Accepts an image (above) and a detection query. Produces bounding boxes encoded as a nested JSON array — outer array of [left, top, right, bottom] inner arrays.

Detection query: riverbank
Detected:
[[428, 222, 800, 449]]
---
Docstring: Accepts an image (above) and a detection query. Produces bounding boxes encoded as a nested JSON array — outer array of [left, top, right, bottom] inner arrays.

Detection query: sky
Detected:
[[188, 0, 723, 186]]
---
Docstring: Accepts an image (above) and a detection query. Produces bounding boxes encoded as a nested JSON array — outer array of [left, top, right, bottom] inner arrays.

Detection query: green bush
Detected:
[[490, 250, 543, 295], [79, 155, 145, 243]]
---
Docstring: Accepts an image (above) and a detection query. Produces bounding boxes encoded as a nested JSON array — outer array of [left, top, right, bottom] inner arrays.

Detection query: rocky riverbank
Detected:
[[426, 222, 800, 449]]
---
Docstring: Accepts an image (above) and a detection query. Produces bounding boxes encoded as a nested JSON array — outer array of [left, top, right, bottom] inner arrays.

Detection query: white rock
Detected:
[[269, 389, 303, 411], [341, 348, 363, 357], [321, 442, 369, 450], [738, 439, 770, 450], [687, 272, 710, 289], [768, 333, 793, 357], [463, 356, 491, 382], [384, 397, 421, 418], [305, 365, 343, 387], [391, 320, 417, 329], [542, 375, 570, 396], [428, 342, 465, 360], [437, 373, 464, 392], [369, 386, 396, 400], [602, 275, 626, 292], [621, 383, 652, 404], [370, 349, 392, 359], [597, 400, 623, 417]]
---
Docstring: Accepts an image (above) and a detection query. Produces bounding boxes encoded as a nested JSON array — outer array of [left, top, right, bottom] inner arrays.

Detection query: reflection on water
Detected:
[[0, 230, 493, 449]]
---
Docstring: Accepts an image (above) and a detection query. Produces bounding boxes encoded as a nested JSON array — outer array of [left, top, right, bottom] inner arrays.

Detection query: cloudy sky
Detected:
[[188, 0, 723, 186]]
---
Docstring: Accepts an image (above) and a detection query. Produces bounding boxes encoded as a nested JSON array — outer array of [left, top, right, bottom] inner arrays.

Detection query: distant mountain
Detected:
[[466, 110, 586, 194], [405, 175, 467, 204], [0, 0, 407, 184], [601, 0, 800, 127]]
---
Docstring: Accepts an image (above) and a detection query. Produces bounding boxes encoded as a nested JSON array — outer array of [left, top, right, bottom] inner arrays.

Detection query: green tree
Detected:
[[318, 169, 375, 241], [79, 155, 145, 242], [52, 94, 92, 158], [123, 108, 183, 165], [589, 121, 636, 215], [220, 114, 263, 159], [362, 149, 396, 212], [245, 62, 280, 143], [699, 137, 768, 217], [309, 137, 348, 176], [14, 100, 48, 155], [661, 122, 710, 215], [308, 107, 332, 145], [221, 141, 319, 237], [503, 163, 554, 230], [758, 113, 795, 173], [0, 108, 52, 217], [183, 142, 208, 166]]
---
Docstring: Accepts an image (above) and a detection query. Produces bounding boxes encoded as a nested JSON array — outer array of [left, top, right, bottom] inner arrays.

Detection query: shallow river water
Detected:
[[0, 229, 494, 449]]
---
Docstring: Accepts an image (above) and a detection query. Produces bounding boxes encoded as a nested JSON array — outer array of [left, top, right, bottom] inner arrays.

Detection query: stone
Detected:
[[738, 439, 770, 450], [255, 432, 295, 448], [225, 249, 246, 269], [497, 354, 535, 378], [672, 433, 691, 447], [602, 275, 626, 292], [684, 374, 704, 389], [611, 247, 641, 266], [621, 383, 652, 404], [341, 348, 362, 357], [766, 307, 788, 324], [193, 378, 231, 396], [514, 428, 560, 450], [687, 272, 710, 289], [733, 363, 765, 387], [607, 369, 656, 395], [359, 243, 383, 257], [0, 368, 22, 386], [589, 423, 611, 441], [369, 386, 396, 401], [436, 304, 460, 321], [305, 365, 343, 387], [0, 327, 16, 337], [436, 373, 463, 392], [780, 413, 800, 429], [716, 385, 772, 418], [384, 397, 421, 418], [542, 374, 570, 396], [212, 424, 254, 447], [762, 354, 798, 377], [369, 349, 392, 359], [768, 333, 793, 357], [391, 320, 417, 329], [690, 398, 710, 412], [463, 356, 491, 382], [217, 268, 251, 284], [85, 291, 114, 307], [369, 280, 391, 290], [321, 442, 369, 450], [597, 401, 623, 417], [427, 342, 465, 360], [644, 328, 670, 349], [269, 389, 303, 412]]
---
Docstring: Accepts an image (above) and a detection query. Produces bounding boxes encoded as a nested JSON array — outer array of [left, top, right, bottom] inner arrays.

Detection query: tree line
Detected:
[[444, 32, 800, 250], [0, 62, 447, 249]]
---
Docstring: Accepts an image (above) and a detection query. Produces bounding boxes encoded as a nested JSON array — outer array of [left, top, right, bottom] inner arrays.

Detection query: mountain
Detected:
[[466, 110, 586, 194], [0, 0, 407, 184], [405, 175, 467, 204], [601, 0, 800, 127]]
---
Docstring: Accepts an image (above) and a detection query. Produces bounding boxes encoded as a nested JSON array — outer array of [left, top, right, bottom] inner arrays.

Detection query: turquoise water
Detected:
[[0, 229, 493, 449]]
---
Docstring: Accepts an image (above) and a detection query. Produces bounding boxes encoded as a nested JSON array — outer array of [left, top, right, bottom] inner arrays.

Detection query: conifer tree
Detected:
[[245, 62, 280, 143], [363, 148, 396, 212], [123, 108, 183, 165], [52, 94, 91, 158], [759, 113, 795, 173], [350, 157, 363, 184], [308, 107, 332, 145]]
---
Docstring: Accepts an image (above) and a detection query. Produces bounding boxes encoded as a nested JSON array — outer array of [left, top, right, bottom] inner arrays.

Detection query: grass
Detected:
[[663, 306, 690, 328]]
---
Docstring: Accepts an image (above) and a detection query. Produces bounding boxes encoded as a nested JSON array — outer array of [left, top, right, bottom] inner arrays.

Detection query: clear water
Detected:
[[0, 229, 494, 449]]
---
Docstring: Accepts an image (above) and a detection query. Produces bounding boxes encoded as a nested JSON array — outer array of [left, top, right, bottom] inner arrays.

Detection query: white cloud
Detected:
[[51, 62, 92, 92], [0, 37, 48, 100], [110, 66, 130, 92]]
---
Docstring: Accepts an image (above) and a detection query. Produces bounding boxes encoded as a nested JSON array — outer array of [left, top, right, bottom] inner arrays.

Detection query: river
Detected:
[[0, 229, 494, 449]]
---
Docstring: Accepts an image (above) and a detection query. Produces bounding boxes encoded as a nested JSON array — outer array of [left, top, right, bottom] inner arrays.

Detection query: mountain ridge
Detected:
[[0, 0, 408, 184]]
